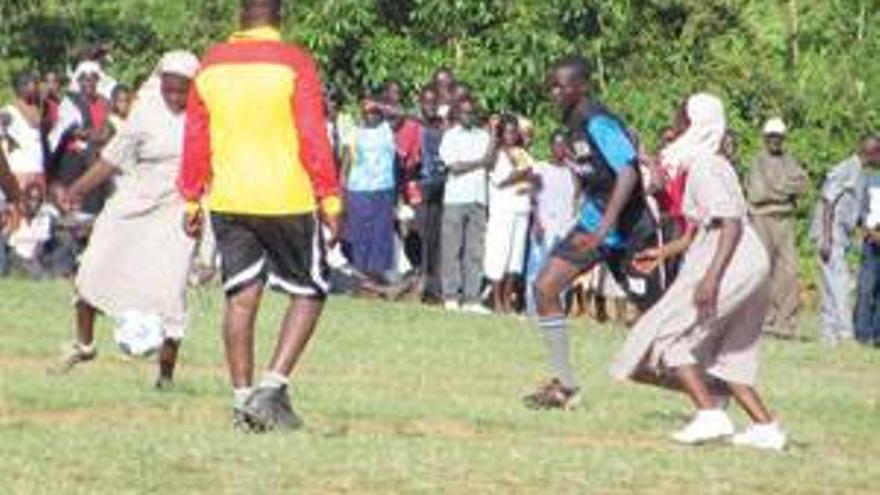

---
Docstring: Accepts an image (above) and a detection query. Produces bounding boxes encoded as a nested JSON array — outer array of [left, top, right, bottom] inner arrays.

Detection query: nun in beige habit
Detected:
[[50, 51, 200, 389], [609, 93, 787, 451]]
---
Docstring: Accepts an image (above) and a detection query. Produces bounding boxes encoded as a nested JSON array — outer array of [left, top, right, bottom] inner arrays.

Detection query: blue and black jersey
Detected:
[[570, 105, 650, 250]]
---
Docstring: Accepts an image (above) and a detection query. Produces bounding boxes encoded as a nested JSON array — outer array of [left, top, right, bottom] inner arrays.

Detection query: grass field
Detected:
[[0, 279, 878, 494]]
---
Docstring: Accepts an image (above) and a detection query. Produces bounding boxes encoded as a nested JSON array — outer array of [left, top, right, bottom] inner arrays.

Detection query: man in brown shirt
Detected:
[[747, 118, 809, 337]]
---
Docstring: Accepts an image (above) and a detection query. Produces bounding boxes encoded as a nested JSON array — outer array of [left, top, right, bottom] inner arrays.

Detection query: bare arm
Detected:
[[820, 198, 834, 261], [69, 159, 117, 199], [0, 147, 21, 203], [704, 218, 743, 283], [694, 218, 743, 321], [594, 166, 638, 241], [340, 146, 353, 190], [447, 137, 498, 176]]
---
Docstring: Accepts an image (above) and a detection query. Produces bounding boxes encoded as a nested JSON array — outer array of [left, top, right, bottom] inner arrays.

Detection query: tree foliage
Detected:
[[1, 0, 878, 262]]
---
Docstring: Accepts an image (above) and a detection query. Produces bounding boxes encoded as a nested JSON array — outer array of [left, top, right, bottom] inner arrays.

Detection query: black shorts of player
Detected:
[[551, 226, 664, 311], [211, 212, 329, 300]]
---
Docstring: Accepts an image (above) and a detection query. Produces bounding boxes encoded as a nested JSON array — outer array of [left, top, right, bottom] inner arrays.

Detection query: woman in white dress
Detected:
[[610, 93, 787, 451], [50, 52, 200, 389]]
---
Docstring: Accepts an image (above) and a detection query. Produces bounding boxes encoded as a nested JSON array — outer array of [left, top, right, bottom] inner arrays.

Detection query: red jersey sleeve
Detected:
[[290, 51, 341, 216], [178, 81, 212, 206]]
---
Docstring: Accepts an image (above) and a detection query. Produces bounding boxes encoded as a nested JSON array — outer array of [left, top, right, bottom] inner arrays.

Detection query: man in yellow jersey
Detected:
[[178, 0, 342, 432]]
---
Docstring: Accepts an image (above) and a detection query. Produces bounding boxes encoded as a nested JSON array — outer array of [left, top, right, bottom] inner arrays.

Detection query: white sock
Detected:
[[233, 387, 253, 409], [538, 316, 579, 390], [76, 341, 96, 353], [258, 371, 289, 390]]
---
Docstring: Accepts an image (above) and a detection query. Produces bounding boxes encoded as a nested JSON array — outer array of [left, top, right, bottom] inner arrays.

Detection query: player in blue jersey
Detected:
[[523, 55, 659, 410]]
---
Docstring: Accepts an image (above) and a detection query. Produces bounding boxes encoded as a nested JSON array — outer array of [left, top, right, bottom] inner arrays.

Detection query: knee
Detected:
[[534, 277, 559, 305], [228, 284, 262, 313]]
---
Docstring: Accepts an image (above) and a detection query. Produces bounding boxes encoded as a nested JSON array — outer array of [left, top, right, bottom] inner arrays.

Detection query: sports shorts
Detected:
[[211, 212, 329, 299]]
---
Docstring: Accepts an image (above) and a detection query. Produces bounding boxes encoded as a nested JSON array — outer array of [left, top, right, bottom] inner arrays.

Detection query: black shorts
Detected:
[[211, 212, 329, 299], [551, 226, 664, 311]]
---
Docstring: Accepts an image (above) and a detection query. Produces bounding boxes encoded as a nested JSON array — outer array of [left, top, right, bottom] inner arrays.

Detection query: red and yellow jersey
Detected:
[[178, 27, 341, 216]]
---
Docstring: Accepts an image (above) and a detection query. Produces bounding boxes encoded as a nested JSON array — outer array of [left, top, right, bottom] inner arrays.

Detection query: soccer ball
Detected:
[[114, 310, 164, 358]]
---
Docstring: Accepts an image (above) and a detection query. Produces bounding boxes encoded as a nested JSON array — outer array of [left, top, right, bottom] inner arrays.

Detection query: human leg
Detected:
[[441, 204, 466, 306]]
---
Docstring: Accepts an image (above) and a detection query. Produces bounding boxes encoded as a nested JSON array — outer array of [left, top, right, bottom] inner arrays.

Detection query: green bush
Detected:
[[1, 0, 877, 276]]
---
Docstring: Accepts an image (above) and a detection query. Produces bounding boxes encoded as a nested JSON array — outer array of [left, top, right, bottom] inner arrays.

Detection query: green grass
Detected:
[[0, 279, 878, 494]]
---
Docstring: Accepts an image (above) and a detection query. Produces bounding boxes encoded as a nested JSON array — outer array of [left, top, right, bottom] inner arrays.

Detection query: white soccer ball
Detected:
[[114, 310, 164, 358]]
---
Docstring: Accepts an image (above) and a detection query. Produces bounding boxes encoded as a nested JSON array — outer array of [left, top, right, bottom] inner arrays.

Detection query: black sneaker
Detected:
[[242, 386, 303, 432], [233, 406, 258, 433]]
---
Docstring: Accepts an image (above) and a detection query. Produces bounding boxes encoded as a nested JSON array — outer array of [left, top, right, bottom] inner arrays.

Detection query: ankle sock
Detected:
[[258, 371, 289, 390]]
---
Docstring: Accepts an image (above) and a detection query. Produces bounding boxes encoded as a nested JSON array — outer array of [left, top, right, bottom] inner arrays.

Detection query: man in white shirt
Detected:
[[438, 97, 493, 312]]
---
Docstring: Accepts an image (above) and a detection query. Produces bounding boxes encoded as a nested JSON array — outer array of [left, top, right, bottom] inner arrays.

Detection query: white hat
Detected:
[[763, 118, 787, 136]]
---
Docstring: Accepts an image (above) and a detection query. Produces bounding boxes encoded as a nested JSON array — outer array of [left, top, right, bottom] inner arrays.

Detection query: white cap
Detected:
[[763, 118, 787, 136]]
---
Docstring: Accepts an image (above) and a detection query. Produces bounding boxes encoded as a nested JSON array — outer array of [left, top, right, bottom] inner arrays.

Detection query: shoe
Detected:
[[242, 385, 303, 432], [522, 379, 581, 410], [48, 341, 97, 375], [155, 376, 174, 391], [444, 300, 461, 312], [671, 409, 735, 445], [233, 406, 258, 433], [462, 303, 492, 315], [731, 422, 787, 451]]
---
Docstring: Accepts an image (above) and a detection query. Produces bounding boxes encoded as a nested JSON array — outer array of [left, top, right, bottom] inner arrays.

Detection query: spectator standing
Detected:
[[48, 62, 113, 216], [439, 97, 492, 313], [342, 98, 398, 283], [485, 115, 533, 313], [2, 71, 46, 190], [746, 119, 809, 337], [811, 137, 880, 346], [854, 137, 880, 347], [416, 86, 446, 303]]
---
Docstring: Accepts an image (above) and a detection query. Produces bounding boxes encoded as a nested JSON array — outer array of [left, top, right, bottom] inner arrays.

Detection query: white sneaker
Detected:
[[731, 422, 787, 451], [671, 409, 735, 445], [444, 300, 461, 312], [462, 303, 492, 315]]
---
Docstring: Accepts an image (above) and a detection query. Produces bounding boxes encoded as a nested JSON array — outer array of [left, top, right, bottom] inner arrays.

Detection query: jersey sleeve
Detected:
[[290, 51, 342, 216], [178, 79, 212, 208], [586, 115, 637, 173]]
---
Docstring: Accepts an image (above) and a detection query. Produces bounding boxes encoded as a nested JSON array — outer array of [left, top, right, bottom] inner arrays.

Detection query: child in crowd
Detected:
[[525, 130, 579, 315], [485, 115, 533, 313], [5, 183, 56, 278]]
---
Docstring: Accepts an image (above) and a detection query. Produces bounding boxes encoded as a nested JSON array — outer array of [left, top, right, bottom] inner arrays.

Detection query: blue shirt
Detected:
[[347, 122, 397, 192], [577, 114, 637, 248]]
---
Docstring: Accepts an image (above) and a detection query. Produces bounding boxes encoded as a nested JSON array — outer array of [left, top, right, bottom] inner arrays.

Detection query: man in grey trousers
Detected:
[[746, 118, 809, 337], [438, 97, 493, 314], [811, 136, 880, 346]]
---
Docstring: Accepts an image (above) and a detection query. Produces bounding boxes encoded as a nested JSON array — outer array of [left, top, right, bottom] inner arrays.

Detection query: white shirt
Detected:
[[489, 152, 531, 214], [439, 125, 490, 205], [2, 104, 44, 175], [9, 206, 55, 260], [533, 161, 578, 236]]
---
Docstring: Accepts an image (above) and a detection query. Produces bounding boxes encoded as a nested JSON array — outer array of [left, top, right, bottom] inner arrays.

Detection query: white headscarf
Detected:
[[72, 61, 102, 82], [137, 50, 200, 100], [660, 93, 726, 177]]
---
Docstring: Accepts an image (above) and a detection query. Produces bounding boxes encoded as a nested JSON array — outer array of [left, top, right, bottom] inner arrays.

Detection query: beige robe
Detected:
[[75, 94, 194, 340], [610, 154, 770, 386]]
